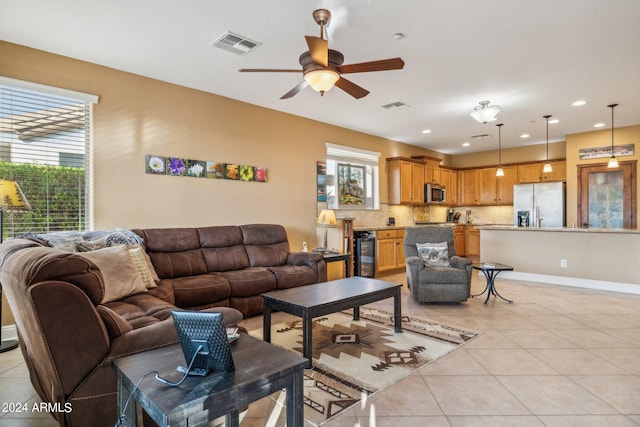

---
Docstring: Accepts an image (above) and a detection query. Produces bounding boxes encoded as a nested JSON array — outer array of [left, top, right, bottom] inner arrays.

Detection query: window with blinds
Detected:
[[0, 77, 98, 239]]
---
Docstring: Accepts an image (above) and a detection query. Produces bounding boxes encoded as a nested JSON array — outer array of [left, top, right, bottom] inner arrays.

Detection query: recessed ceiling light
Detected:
[[421, 129, 432, 134], [520, 133, 530, 139], [462, 142, 471, 147], [549, 119, 560, 124], [593, 123, 605, 128], [572, 100, 587, 106]]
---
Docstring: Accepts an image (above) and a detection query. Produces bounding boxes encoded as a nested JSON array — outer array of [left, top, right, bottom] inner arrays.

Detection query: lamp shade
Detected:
[[317, 209, 337, 226], [0, 180, 31, 211], [470, 101, 500, 124], [304, 69, 340, 94]]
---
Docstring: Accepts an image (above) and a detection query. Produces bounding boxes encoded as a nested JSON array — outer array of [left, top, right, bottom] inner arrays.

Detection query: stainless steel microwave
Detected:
[[425, 184, 446, 203]]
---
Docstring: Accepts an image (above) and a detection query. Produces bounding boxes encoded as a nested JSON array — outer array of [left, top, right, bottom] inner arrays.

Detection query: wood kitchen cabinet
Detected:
[[458, 169, 478, 205], [376, 228, 405, 274], [440, 168, 458, 205], [387, 158, 424, 205], [465, 225, 480, 258], [454, 224, 479, 258], [424, 159, 441, 185], [478, 166, 517, 205], [453, 225, 465, 256], [518, 161, 566, 183]]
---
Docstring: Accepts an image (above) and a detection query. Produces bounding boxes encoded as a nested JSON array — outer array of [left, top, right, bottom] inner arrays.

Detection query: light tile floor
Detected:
[[1, 272, 640, 426]]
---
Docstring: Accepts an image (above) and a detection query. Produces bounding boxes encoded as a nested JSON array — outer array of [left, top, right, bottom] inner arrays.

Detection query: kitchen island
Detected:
[[477, 226, 640, 294]]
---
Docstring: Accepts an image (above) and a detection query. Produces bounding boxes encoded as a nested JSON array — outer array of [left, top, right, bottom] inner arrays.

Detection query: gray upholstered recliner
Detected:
[[404, 226, 472, 303]]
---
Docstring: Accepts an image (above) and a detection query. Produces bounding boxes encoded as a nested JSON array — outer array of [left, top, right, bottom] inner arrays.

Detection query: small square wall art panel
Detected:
[[145, 155, 166, 174], [224, 164, 240, 180], [255, 167, 268, 183], [166, 157, 187, 176], [239, 165, 255, 181], [206, 161, 225, 179], [187, 160, 206, 178]]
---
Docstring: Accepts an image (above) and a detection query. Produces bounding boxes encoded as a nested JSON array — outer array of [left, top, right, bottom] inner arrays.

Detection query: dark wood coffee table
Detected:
[[113, 333, 307, 427], [262, 276, 402, 367]]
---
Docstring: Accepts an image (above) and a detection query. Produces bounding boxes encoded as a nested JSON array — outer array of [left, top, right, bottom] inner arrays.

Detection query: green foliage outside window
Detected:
[[0, 161, 86, 239]]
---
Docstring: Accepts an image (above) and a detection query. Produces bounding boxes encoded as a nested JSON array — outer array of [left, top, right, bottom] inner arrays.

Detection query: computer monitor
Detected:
[[172, 311, 235, 376]]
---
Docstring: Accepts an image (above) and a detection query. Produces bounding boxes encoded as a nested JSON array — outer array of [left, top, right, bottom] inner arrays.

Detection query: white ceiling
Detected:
[[2, 0, 639, 154]]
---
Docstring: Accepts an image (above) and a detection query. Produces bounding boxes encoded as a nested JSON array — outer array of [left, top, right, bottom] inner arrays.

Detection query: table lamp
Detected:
[[316, 209, 337, 251], [0, 179, 31, 353]]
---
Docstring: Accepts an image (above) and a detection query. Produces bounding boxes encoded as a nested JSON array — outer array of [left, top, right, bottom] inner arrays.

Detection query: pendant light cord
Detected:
[[543, 115, 552, 162], [609, 103, 617, 153]]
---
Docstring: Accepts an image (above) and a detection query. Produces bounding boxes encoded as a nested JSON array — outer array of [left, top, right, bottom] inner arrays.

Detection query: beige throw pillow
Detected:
[[127, 245, 159, 288], [416, 242, 451, 267], [77, 245, 148, 304]]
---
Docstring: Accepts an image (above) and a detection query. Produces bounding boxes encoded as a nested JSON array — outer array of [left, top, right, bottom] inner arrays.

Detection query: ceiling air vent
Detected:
[[470, 134, 491, 140], [211, 31, 261, 56], [382, 101, 410, 110]]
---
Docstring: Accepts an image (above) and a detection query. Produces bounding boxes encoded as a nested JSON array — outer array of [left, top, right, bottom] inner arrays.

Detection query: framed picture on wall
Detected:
[[187, 160, 206, 177], [145, 155, 166, 174], [166, 157, 187, 176], [206, 161, 225, 179], [578, 144, 634, 160]]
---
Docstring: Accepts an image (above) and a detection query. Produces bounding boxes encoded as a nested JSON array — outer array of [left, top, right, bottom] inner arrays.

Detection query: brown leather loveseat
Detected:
[[0, 224, 326, 427]]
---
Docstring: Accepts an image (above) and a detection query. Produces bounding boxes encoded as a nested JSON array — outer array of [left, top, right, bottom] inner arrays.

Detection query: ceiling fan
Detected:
[[239, 9, 405, 99]]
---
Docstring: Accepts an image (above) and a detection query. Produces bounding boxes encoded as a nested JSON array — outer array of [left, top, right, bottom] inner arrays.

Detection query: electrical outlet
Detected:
[[560, 259, 567, 268]]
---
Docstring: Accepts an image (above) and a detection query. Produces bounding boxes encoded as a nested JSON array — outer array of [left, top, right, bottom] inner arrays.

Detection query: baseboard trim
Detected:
[[1, 324, 18, 341], [497, 271, 640, 295]]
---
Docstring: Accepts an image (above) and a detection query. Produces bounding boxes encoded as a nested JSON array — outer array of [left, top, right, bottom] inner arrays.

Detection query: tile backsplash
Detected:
[[318, 203, 514, 229]]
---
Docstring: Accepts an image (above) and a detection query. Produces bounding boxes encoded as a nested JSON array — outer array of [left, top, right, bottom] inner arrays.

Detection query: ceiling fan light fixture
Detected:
[[470, 100, 500, 124], [304, 69, 340, 95]]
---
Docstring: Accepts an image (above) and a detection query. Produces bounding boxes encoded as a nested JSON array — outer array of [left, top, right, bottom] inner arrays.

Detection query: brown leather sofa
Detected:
[[0, 224, 326, 427], [133, 224, 326, 317]]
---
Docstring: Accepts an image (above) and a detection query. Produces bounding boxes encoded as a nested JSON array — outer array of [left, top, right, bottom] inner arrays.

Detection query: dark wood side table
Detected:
[[262, 276, 402, 368], [472, 262, 514, 304], [113, 334, 307, 427], [322, 252, 352, 278]]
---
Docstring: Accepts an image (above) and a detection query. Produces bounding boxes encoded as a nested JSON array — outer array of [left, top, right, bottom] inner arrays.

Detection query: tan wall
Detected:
[[565, 124, 640, 228], [451, 141, 566, 169], [0, 41, 442, 325], [481, 228, 640, 285]]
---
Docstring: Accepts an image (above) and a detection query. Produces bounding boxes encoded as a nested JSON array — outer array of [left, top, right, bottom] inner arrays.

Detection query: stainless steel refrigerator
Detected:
[[513, 182, 566, 228]]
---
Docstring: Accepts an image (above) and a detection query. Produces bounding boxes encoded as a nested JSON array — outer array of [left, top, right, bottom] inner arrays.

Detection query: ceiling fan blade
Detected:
[[239, 69, 301, 73], [305, 36, 328, 67], [334, 77, 369, 99], [280, 80, 309, 99], [338, 57, 405, 74]]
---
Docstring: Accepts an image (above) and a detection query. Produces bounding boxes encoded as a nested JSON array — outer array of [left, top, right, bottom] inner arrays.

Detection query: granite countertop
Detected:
[[353, 225, 407, 231], [476, 225, 640, 234]]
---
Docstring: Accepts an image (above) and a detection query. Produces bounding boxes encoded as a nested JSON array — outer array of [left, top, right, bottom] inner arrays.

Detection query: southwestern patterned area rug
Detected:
[[250, 307, 480, 426]]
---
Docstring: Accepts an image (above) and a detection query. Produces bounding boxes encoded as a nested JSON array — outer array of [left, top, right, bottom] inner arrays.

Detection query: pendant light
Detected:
[[607, 103, 619, 168], [496, 123, 504, 177], [470, 100, 501, 124], [542, 115, 552, 173]]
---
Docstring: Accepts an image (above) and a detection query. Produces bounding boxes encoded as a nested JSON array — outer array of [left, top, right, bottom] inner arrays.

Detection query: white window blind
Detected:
[[0, 77, 98, 239]]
